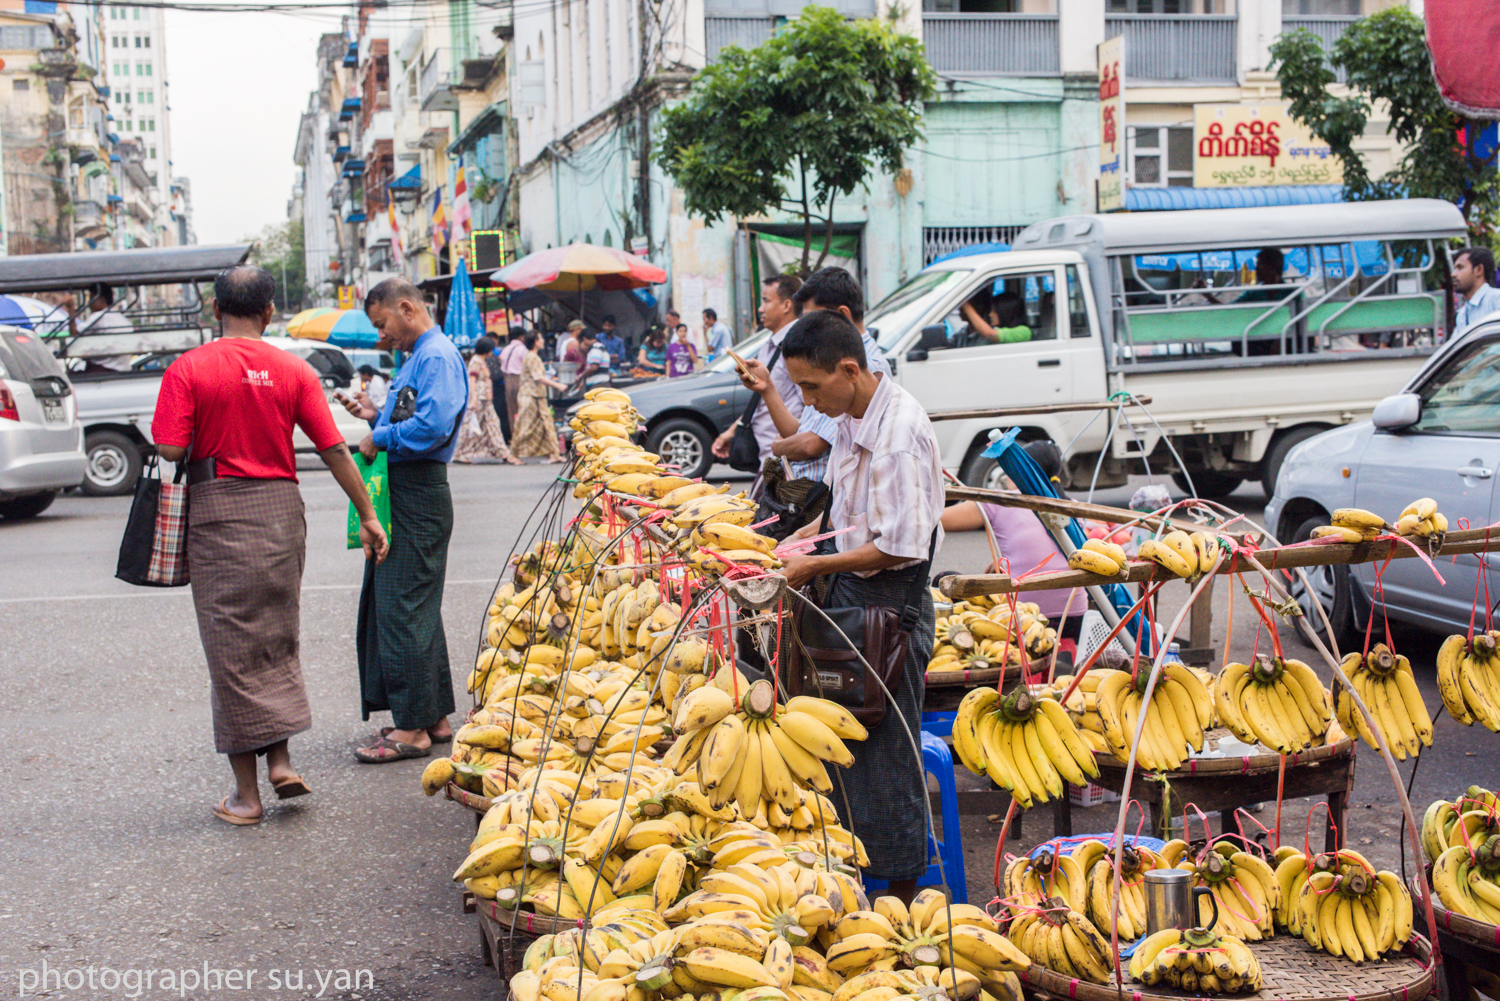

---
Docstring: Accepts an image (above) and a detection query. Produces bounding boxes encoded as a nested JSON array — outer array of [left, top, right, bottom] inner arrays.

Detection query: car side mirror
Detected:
[[919, 324, 948, 350], [906, 346, 929, 363], [1372, 392, 1420, 430]]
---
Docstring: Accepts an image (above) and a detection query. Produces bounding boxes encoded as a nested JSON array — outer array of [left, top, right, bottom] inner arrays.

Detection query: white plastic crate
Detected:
[[1076, 609, 1167, 667], [1069, 782, 1120, 807]]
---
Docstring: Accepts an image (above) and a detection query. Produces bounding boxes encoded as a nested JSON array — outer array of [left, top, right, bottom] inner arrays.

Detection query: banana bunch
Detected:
[[665, 860, 843, 947], [1091, 665, 1215, 771], [1393, 497, 1448, 540], [1128, 926, 1261, 993], [1078, 839, 1167, 941], [670, 678, 868, 813], [1332, 643, 1433, 759], [1289, 848, 1411, 962], [830, 965, 1005, 1001], [1137, 530, 1218, 580], [1433, 834, 1500, 924], [682, 521, 784, 576], [1001, 849, 1088, 913], [951, 687, 1099, 807], [1313, 507, 1387, 543], [1173, 842, 1279, 942], [1066, 538, 1130, 578], [1436, 632, 1500, 730], [570, 390, 641, 442], [1214, 654, 1331, 753], [927, 640, 1028, 680], [1275, 847, 1412, 958], [1423, 786, 1500, 863], [825, 892, 1028, 994], [1005, 903, 1113, 984]]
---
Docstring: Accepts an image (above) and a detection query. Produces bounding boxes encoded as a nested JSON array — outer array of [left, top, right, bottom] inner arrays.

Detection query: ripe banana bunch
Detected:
[[1006, 903, 1112, 984], [1422, 786, 1500, 864], [830, 964, 999, 1001], [1290, 848, 1412, 962], [951, 687, 1099, 808], [1214, 654, 1331, 753], [1393, 497, 1448, 541], [684, 520, 784, 577], [1002, 849, 1088, 913], [1436, 632, 1500, 730], [1332, 643, 1433, 759], [1138, 530, 1219, 581], [1323, 507, 1388, 542], [928, 639, 1028, 679], [1066, 538, 1130, 578], [1128, 926, 1261, 993], [1091, 665, 1215, 771], [1174, 842, 1279, 942], [1433, 835, 1500, 924], [661, 487, 751, 529], [1078, 839, 1166, 941], [671, 678, 867, 813], [668, 860, 844, 948]]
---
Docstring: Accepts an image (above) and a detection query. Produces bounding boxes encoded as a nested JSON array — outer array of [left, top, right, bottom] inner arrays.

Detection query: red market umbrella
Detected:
[[1427, 0, 1500, 117], [491, 242, 666, 292]]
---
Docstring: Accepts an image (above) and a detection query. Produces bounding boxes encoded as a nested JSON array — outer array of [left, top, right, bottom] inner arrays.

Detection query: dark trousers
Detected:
[[491, 377, 511, 441]]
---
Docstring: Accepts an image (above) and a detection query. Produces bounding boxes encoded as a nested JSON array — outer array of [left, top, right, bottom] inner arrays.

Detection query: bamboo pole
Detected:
[[942, 484, 1235, 537], [925, 395, 1152, 422]]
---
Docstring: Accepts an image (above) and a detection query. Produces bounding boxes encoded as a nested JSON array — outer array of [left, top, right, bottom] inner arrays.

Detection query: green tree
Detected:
[[1271, 7, 1500, 239], [243, 220, 308, 312], [656, 7, 936, 272]]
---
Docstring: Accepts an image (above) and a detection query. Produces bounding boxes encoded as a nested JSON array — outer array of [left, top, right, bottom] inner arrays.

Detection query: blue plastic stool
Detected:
[[921, 711, 956, 738], [864, 731, 967, 902]]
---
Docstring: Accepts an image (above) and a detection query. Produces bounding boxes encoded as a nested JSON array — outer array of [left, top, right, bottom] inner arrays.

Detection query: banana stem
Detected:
[[1110, 552, 1225, 989]]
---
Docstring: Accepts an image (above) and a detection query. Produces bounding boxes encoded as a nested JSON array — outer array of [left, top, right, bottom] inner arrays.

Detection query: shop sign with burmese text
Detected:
[[1193, 104, 1343, 188]]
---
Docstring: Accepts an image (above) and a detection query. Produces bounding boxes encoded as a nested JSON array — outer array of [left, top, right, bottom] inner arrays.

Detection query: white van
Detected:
[[866, 198, 1466, 497]]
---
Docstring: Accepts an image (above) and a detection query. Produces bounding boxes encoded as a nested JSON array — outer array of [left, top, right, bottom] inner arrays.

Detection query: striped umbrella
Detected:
[[285, 308, 381, 348], [0, 294, 66, 334]]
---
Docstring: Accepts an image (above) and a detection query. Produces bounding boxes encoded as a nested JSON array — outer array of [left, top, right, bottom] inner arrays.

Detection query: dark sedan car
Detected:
[[573, 329, 770, 479]]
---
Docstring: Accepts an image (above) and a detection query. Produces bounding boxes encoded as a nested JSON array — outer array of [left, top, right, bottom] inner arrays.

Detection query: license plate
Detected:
[[41, 398, 64, 423]]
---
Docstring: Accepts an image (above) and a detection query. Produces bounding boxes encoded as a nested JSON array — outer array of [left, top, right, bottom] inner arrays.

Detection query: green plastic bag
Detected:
[[347, 452, 392, 550]]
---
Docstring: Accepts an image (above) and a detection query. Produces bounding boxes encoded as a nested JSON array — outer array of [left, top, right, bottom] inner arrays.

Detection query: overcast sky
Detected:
[[163, 5, 335, 245]]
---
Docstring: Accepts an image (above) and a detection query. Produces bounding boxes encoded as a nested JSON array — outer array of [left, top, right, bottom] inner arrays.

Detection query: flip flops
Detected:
[[212, 797, 262, 827], [355, 735, 432, 764], [380, 725, 452, 743], [272, 775, 312, 799]]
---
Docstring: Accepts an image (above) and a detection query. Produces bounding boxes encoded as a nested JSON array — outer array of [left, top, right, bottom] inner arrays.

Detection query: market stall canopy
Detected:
[[492, 242, 666, 292], [0, 244, 253, 294], [1426, 0, 1500, 118], [286, 307, 381, 348], [0, 294, 65, 333]]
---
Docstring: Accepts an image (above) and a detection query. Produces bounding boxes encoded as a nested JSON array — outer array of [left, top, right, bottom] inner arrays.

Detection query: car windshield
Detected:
[[0, 329, 66, 381], [706, 328, 771, 372], [1413, 336, 1500, 434], [867, 269, 974, 352]]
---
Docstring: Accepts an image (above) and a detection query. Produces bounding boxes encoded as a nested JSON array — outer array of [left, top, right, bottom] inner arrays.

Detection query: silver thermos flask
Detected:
[[1144, 868, 1220, 936]]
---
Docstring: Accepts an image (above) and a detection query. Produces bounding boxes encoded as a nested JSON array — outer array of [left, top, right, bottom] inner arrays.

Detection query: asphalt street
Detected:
[[1, 463, 1493, 1000]]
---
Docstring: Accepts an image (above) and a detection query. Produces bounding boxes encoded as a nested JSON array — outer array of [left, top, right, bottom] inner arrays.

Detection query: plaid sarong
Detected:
[[187, 478, 311, 755], [826, 564, 934, 882], [146, 480, 190, 585], [356, 460, 456, 730]]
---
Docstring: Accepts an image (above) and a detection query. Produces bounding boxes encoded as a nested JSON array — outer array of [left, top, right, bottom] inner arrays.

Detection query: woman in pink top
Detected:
[[940, 440, 1086, 630]]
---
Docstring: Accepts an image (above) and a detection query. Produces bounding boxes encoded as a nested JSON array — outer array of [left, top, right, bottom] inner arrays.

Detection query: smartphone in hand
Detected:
[[726, 349, 749, 375]]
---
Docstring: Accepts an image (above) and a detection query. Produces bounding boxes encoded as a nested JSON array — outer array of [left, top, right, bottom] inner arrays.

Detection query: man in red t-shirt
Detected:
[[152, 265, 389, 827]]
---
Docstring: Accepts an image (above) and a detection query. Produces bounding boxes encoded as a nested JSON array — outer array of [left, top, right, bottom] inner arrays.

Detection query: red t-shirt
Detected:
[[152, 338, 344, 481]]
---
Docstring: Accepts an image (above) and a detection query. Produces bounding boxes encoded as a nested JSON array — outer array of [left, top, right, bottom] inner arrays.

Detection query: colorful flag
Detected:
[[452, 165, 472, 243], [387, 199, 404, 275], [430, 186, 448, 255]]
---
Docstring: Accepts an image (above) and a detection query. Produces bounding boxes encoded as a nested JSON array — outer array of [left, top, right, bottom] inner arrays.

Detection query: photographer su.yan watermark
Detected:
[[16, 960, 375, 998]]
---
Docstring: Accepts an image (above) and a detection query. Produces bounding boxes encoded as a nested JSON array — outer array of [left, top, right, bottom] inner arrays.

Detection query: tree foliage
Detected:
[[244, 220, 309, 312], [656, 7, 936, 272], [1271, 7, 1499, 239]]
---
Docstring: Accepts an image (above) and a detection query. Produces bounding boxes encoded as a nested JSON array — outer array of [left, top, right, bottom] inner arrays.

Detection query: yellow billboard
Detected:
[[1098, 35, 1125, 212], [1193, 104, 1343, 188]]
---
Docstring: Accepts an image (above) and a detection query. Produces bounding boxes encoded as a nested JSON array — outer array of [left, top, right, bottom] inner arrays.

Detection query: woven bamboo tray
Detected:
[[1092, 734, 1356, 777], [1420, 883, 1500, 954], [446, 781, 494, 815], [1021, 934, 1434, 1001]]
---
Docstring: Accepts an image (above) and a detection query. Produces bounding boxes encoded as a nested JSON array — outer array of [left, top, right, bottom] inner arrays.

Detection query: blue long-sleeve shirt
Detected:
[[370, 326, 468, 463]]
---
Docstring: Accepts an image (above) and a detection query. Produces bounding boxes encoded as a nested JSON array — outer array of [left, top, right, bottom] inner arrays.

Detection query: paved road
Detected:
[[0, 466, 1490, 999]]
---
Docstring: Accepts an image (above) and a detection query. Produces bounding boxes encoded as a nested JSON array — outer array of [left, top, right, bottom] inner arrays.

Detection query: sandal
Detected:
[[380, 725, 452, 743], [272, 775, 312, 800], [212, 796, 262, 826], [355, 735, 431, 764]]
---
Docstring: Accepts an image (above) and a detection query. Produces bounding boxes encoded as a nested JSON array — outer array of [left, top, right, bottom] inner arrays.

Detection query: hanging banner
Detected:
[[337, 285, 356, 309], [1193, 103, 1344, 188], [1097, 35, 1125, 212]]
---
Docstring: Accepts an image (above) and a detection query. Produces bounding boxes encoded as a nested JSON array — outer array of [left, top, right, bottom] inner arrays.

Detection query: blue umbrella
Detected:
[[445, 258, 481, 351], [981, 428, 1154, 657]]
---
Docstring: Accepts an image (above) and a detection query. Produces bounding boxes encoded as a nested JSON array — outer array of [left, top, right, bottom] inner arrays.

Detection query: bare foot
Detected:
[[213, 792, 262, 825]]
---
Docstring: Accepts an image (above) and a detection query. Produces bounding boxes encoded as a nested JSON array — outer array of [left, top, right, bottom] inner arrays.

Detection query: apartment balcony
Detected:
[[1105, 15, 1236, 84], [343, 41, 358, 68], [1281, 15, 1357, 83], [339, 97, 362, 121], [922, 14, 1059, 76], [421, 48, 459, 112], [705, 17, 775, 62]]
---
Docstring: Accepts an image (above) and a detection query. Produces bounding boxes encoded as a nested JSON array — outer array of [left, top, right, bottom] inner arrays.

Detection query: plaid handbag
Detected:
[[115, 454, 190, 587]]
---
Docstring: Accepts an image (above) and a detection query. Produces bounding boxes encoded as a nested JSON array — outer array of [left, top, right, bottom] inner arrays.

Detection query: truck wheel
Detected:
[[0, 490, 58, 520], [646, 418, 714, 480], [1261, 426, 1326, 501], [83, 431, 143, 497], [1171, 470, 1243, 499], [1288, 513, 1357, 652], [959, 453, 1007, 490]]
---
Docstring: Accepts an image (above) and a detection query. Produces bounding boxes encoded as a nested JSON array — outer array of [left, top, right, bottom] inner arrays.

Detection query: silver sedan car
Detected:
[[1266, 318, 1500, 647], [0, 325, 86, 519]]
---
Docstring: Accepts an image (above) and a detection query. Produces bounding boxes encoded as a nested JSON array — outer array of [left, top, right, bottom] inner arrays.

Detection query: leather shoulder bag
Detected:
[[726, 344, 780, 474]]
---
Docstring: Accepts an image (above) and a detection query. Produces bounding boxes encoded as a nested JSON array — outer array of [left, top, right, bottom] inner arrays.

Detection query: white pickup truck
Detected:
[[865, 198, 1466, 497]]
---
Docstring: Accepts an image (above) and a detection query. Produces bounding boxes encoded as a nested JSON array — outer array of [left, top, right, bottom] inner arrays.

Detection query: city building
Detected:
[[100, 1, 177, 245]]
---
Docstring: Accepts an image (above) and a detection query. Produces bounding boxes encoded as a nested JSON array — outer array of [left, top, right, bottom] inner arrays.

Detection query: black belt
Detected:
[[186, 457, 218, 485]]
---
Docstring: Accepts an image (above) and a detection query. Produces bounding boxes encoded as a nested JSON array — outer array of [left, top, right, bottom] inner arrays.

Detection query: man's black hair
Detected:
[[523, 330, 541, 350], [703, 307, 718, 322], [364, 277, 424, 314], [475, 335, 496, 355], [781, 310, 866, 372], [793, 267, 864, 323], [1458, 246, 1496, 285], [762, 273, 804, 312], [578, 329, 597, 342], [665, 309, 680, 319], [91, 282, 115, 307], [992, 291, 1026, 328], [214, 265, 277, 318], [508, 324, 525, 341], [602, 314, 616, 325]]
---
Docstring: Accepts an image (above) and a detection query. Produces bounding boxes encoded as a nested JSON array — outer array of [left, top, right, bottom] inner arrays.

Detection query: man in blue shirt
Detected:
[[597, 315, 627, 370], [1454, 247, 1500, 335], [340, 278, 468, 764], [702, 308, 733, 360]]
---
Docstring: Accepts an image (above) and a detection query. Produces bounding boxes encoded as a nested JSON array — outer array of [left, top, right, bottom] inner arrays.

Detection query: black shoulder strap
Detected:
[[740, 343, 782, 425], [898, 527, 941, 633]]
